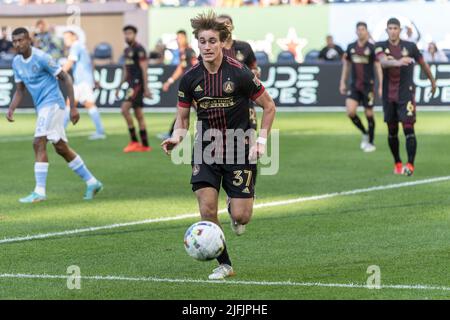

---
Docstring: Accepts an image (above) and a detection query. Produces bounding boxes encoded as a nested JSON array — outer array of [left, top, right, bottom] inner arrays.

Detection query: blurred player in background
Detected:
[[375, 18, 436, 176], [161, 12, 276, 280], [158, 30, 198, 140], [340, 22, 382, 152], [6, 28, 103, 203], [62, 29, 106, 140], [216, 14, 260, 131], [117, 25, 152, 153]]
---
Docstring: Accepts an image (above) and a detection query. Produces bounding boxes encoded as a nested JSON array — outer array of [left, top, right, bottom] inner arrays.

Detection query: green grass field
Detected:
[[1, 111, 450, 299]]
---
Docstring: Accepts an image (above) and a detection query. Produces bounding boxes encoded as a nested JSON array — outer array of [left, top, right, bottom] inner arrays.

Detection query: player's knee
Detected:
[[347, 110, 356, 118], [232, 207, 253, 225], [387, 122, 399, 137], [53, 143, 67, 155], [121, 107, 130, 117], [33, 139, 45, 151]]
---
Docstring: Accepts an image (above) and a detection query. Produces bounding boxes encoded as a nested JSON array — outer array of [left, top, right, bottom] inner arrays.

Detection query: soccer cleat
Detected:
[[19, 192, 46, 203], [360, 134, 369, 150], [156, 132, 171, 140], [88, 133, 107, 140], [123, 141, 141, 153], [136, 145, 153, 152], [363, 143, 376, 153], [394, 162, 403, 175], [208, 264, 235, 280], [403, 163, 415, 176], [226, 196, 246, 236], [84, 181, 103, 200]]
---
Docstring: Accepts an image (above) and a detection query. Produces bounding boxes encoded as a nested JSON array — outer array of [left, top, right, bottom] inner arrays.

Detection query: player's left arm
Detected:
[[414, 44, 437, 97], [138, 49, 152, 99], [57, 70, 79, 125], [251, 83, 276, 160]]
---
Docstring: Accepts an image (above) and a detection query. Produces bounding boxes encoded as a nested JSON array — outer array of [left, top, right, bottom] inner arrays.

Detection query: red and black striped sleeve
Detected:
[[240, 65, 265, 101], [177, 74, 193, 108]]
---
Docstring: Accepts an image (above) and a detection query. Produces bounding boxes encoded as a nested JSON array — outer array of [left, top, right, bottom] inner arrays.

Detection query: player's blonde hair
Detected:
[[190, 11, 230, 42]]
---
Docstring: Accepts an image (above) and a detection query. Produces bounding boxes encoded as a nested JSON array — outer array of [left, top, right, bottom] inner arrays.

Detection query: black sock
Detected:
[[367, 116, 375, 144], [403, 124, 417, 165], [217, 245, 232, 266], [168, 119, 176, 136], [129, 127, 138, 142], [139, 129, 149, 147], [388, 122, 401, 163], [350, 115, 367, 134]]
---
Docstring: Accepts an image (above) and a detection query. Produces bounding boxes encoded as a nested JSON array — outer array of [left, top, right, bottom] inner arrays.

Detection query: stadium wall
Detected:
[[0, 2, 148, 62], [1, 63, 448, 109]]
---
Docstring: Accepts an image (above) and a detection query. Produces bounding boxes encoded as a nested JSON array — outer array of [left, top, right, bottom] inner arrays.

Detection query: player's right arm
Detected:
[[161, 74, 192, 155], [6, 82, 26, 122], [116, 64, 128, 99], [162, 63, 184, 92], [339, 48, 351, 95]]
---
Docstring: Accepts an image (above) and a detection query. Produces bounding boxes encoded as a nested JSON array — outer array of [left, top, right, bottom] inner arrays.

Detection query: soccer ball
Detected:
[[184, 221, 225, 261]]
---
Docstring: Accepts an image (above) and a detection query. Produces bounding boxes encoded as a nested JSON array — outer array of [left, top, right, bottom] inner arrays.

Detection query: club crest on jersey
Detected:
[[223, 81, 235, 94], [350, 48, 356, 54], [194, 85, 203, 92], [32, 64, 39, 73], [384, 48, 390, 55], [364, 47, 371, 56], [128, 51, 133, 57], [236, 50, 244, 62], [401, 47, 409, 57]]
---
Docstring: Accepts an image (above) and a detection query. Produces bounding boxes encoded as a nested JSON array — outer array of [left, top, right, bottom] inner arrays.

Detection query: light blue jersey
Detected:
[[12, 47, 65, 112], [68, 41, 94, 87]]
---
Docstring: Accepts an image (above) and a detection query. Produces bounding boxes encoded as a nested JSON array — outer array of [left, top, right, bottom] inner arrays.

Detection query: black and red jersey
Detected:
[[222, 40, 257, 70], [177, 55, 264, 161], [198, 40, 257, 70], [179, 47, 198, 70], [375, 40, 424, 104], [124, 42, 147, 84], [344, 41, 376, 92]]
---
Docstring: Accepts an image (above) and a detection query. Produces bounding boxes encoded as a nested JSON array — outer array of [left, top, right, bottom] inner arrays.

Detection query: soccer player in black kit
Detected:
[[375, 18, 436, 176], [117, 25, 152, 153], [340, 22, 383, 153], [161, 11, 276, 280]]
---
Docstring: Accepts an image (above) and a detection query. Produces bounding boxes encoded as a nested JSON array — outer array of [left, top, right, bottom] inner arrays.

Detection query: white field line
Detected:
[[1, 175, 450, 245], [0, 131, 92, 143], [1, 273, 450, 292]]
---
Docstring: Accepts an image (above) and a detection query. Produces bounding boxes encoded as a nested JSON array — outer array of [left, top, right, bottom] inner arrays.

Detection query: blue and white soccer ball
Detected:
[[184, 221, 225, 261]]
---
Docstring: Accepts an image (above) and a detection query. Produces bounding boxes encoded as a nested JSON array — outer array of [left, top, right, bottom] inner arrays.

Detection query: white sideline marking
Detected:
[[1, 175, 450, 245], [0, 131, 92, 143], [1, 273, 450, 292]]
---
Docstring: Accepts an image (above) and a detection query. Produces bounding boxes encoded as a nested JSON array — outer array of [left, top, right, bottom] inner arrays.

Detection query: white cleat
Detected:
[[208, 264, 235, 280], [88, 133, 106, 140], [227, 196, 246, 236], [363, 143, 376, 153], [360, 134, 369, 150]]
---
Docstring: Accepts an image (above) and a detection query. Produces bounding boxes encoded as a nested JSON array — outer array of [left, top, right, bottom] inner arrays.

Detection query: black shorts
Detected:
[[347, 88, 375, 109], [125, 82, 144, 108], [191, 163, 257, 198], [383, 99, 416, 124]]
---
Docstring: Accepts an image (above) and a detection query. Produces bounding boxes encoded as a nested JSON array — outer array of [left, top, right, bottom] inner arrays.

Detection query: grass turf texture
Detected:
[[0, 111, 450, 299]]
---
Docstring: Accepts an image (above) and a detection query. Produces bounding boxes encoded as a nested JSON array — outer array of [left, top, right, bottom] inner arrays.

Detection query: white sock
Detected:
[[34, 162, 49, 196]]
